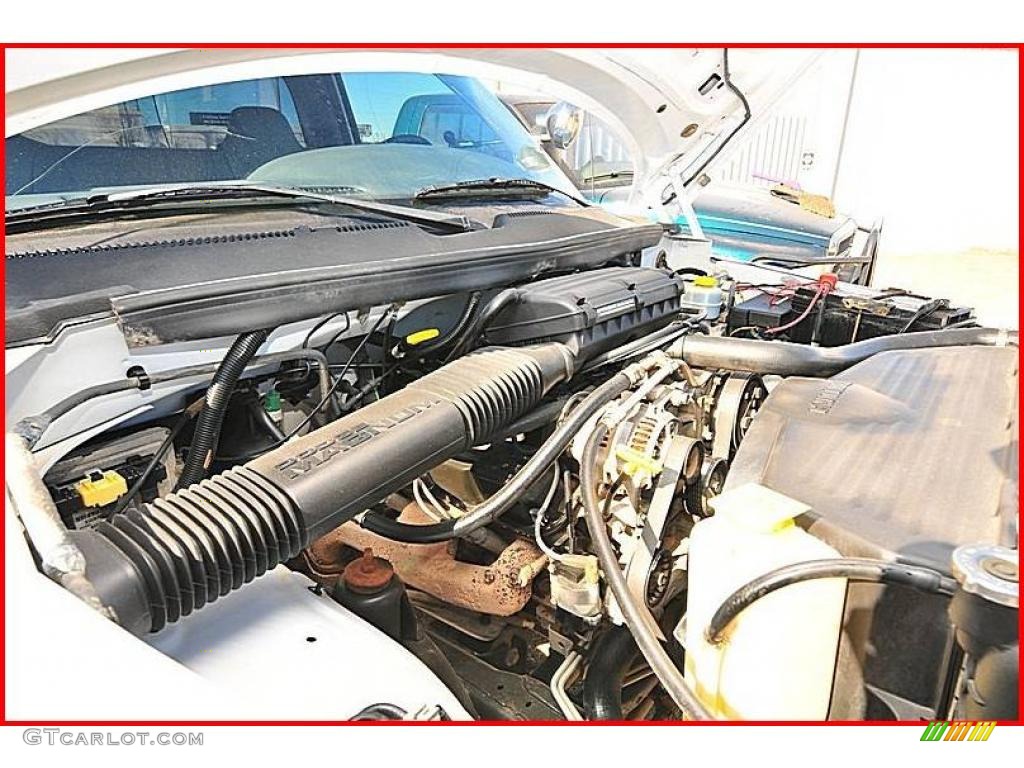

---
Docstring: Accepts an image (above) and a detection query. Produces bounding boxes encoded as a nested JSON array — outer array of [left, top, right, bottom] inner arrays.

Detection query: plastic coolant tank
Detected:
[[680, 483, 846, 720], [681, 275, 723, 319]]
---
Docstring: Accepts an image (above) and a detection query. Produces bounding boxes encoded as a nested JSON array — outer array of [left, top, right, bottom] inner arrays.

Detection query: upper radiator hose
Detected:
[[669, 327, 1017, 377], [69, 344, 574, 634]]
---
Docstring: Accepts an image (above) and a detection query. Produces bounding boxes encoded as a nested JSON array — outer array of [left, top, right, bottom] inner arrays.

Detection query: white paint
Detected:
[[831, 49, 1019, 327], [833, 49, 1019, 255], [147, 566, 470, 720], [4, 500, 468, 720]]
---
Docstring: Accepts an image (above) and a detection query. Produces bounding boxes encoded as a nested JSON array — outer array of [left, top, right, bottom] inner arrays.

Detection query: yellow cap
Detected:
[[405, 328, 441, 346], [75, 470, 128, 508], [693, 275, 718, 288]]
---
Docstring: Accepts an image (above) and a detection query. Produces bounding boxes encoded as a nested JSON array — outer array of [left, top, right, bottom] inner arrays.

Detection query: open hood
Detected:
[[5, 47, 818, 208]]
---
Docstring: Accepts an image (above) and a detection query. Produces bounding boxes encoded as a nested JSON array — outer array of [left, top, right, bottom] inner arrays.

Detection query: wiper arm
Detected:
[[7, 182, 474, 233], [579, 170, 634, 184], [413, 178, 587, 205]]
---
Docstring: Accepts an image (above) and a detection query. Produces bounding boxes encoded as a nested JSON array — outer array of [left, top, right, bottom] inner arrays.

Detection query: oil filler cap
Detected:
[[951, 544, 1018, 608]]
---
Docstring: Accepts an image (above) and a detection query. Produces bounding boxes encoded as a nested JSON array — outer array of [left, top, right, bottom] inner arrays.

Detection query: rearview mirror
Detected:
[[545, 102, 583, 149]]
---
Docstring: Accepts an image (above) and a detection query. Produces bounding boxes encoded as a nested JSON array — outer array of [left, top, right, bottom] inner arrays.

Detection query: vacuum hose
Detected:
[[360, 371, 632, 544], [68, 343, 574, 634], [176, 330, 270, 489]]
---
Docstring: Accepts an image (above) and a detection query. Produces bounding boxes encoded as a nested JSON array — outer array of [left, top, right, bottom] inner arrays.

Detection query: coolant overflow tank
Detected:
[[678, 483, 846, 720]]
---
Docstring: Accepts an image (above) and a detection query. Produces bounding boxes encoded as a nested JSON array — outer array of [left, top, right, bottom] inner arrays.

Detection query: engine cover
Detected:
[[727, 344, 1018, 569], [486, 266, 685, 362]]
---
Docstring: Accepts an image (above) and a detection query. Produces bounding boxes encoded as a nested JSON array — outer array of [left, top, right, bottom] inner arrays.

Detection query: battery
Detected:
[[786, 287, 974, 346], [727, 292, 793, 334]]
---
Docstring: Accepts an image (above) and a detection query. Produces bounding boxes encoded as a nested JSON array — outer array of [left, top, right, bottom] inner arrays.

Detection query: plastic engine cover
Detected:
[[726, 344, 1018, 567], [486, 266, 685, 361]]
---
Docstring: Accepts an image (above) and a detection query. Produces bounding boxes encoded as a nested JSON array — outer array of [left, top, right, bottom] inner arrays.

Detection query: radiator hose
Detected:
[[669, 327, 1016, 377], [583, 626, 638, 720], [66, 343, 574, 634]]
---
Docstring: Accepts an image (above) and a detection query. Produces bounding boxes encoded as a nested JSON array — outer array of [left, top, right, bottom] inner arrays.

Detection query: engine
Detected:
[[10, 265, 1018, 722]]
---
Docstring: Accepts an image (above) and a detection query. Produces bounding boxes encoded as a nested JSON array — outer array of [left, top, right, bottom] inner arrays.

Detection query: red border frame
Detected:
[[1, 43, 1021, 728]]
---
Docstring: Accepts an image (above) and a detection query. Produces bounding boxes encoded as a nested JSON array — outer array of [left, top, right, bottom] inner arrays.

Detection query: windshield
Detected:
[[5, 71, 578, 211]]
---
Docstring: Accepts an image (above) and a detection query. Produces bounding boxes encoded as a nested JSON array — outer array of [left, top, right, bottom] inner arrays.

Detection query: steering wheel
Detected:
[[383, 134, 432, 146]]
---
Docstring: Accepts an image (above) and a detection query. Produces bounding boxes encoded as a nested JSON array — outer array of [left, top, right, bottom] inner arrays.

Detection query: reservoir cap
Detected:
[[693, 275, 719, 288], [951, 544, 1018, 608]]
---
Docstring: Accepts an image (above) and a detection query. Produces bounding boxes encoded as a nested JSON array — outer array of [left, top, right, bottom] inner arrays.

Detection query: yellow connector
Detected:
[[75, 470, 128, 508], [614, 445, 663, 479]]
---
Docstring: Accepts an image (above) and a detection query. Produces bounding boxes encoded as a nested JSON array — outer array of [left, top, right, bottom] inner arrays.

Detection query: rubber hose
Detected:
[[176, 329, 269, 489], [13, 346, 332, 450], [482, 396, 571, 445], [669, 327, 1017, 377], [445, 288, 520, 361], [706, 557, 957, 645], [583, 625, 639, 720], [359, 371, 631, 544], [581, 319, 698, 372], [67, 344, 574, 634], [580, 422, 711, 720], [401, 291, 482, 361]]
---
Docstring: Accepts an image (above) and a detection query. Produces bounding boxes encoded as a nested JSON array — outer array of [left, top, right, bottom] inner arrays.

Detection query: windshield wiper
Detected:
[[413, 178, 588, 205], [6, 182, 474, 234], [579, 169, 634, 184]]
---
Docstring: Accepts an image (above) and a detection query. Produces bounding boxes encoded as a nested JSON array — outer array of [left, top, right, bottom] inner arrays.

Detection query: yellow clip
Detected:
[[614, 446, 663, 478], [405, 328, 441, 346], [75, 470, 128, 508]]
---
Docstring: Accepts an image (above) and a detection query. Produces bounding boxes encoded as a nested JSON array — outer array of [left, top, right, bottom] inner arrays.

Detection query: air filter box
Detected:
[[486, 267, 684, 362]]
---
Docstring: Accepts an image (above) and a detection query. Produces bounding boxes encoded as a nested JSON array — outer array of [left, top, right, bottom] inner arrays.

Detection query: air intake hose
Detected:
[[68, 344, 574, 635]]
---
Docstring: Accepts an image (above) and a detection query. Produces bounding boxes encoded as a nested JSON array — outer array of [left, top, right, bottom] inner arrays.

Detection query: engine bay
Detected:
[[8, 260, 1019, 722]]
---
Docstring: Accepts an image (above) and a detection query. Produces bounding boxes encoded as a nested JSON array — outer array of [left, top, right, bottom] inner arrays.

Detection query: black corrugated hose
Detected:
[[175, 329, 270, 490], [444, 288, 520, 362], [359, 370, 631, 544]]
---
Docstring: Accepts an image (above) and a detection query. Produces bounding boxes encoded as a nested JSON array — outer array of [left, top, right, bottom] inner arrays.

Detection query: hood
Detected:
[[4, 47, 818, 207]]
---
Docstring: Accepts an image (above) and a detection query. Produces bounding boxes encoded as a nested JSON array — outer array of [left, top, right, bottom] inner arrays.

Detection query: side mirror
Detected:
[[545, 102, 583, 149]]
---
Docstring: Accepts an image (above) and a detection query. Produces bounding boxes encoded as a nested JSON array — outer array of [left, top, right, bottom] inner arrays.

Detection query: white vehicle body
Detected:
[[5, 47, 828, 720]]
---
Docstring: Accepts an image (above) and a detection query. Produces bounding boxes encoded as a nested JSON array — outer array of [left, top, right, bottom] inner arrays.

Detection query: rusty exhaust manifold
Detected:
[[306, 503, 542, 616]]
